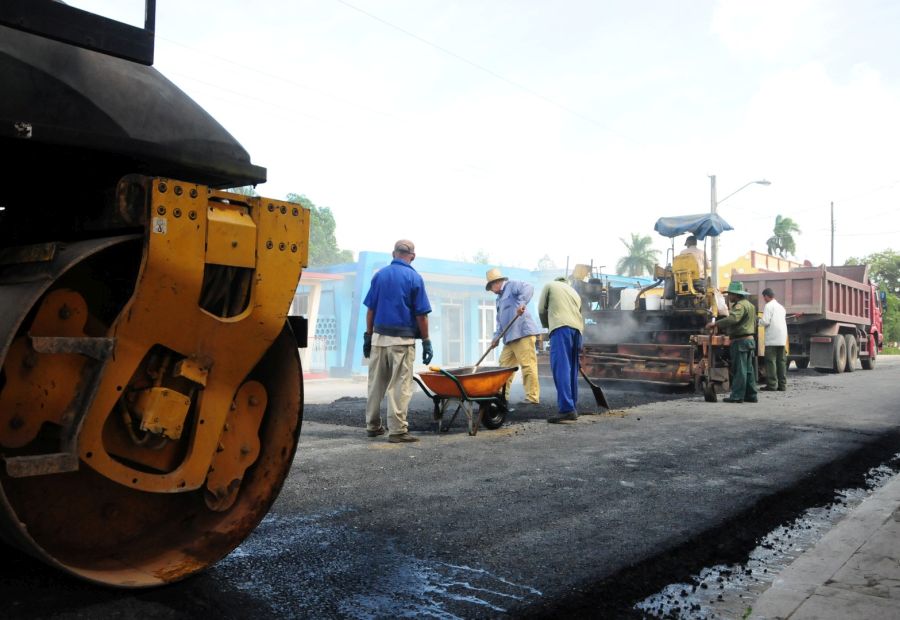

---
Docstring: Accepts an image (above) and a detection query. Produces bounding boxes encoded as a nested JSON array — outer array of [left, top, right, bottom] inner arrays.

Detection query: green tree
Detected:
[[537, 254, 556, 271], [847, 250, 900, 293], [616, 233, 659, 277], [847, 249, 900, 343], [766, 215, 801, 257], [285, 193, 353, 266], [472, 250, 490, 264]]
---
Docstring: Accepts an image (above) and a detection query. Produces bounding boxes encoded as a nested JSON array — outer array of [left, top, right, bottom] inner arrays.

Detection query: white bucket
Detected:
[[620, 288, 639, 310], [644, 295, 662, 310]]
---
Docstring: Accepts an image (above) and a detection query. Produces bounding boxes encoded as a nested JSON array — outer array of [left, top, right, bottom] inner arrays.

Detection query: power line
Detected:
[[156, 34, 401, 122], [156, 37, 513, 182], [332, 0, 635, 142]]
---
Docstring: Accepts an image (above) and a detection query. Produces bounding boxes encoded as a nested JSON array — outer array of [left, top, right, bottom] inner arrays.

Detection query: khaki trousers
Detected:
[[499, 335, 540, 403], [365, 344, 415, 434]]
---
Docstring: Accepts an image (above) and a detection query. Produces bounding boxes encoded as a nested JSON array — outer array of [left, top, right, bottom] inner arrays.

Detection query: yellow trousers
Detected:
[[498, 335, 540, 403]]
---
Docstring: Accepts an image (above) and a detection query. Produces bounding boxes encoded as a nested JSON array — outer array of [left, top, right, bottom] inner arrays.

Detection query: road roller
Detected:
[[0, 2, 309, 586]]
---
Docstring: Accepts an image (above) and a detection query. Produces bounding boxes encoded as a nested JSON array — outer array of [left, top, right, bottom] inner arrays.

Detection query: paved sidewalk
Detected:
[[752, 473, 900, 619], [303, 377, 367, 404]]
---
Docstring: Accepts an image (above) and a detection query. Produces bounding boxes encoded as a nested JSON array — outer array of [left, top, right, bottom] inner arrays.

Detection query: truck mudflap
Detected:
[[809, 336, 836, 369]]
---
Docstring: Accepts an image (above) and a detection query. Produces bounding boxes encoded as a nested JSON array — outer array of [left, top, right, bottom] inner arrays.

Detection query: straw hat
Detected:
[[485, 267, 508, 291]]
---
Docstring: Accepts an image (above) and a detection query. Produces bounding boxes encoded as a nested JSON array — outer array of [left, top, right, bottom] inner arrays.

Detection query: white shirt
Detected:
[[679, 246, 708, 277], [759, 298, 787, 346]]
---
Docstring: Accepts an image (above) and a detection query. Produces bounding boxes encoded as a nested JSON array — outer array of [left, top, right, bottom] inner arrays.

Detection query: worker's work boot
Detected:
[[366, 427, 386, 438], [388, 432, 419, 443], [547, 412, 578, 423]]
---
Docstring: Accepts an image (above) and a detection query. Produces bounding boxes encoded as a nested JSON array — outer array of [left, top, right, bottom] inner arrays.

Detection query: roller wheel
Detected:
[[479, 401, 508, 430], [0, 243, 302, 587], [844, 334, 858, 372], [861, 336, 877, 370], [832, 336, 847, 373], [793, 358, 810, 370]]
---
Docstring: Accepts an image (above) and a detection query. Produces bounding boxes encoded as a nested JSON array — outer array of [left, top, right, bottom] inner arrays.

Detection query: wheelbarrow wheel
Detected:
[[479, 401, 507, 430], [703, 379, 718, 403]]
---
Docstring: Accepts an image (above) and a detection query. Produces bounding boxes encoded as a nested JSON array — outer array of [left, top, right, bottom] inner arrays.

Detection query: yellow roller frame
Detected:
[[78, 178, 308, 493]]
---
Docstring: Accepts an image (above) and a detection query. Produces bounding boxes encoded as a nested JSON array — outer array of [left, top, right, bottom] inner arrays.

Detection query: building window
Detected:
[[291, 292, 309, 316], [479, 300, 498, 365], [315, 316, 338, 351], [442, 303, 464, 367]]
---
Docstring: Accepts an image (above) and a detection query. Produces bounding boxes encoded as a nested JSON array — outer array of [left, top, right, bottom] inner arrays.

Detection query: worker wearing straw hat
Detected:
[[485, 267, 542, 406]]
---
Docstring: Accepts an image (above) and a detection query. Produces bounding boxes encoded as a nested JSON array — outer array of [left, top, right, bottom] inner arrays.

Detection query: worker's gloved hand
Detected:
[[422, 339, 433, 365], [363, 332, 372, 358]]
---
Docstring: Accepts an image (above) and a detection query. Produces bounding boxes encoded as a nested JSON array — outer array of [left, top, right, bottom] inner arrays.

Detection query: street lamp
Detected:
[[709, 175, 771, 288]]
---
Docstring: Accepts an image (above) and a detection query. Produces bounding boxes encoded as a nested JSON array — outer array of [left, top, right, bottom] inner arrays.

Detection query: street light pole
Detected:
[[710, 174, 718, 287], [709, 175, 771, 289]]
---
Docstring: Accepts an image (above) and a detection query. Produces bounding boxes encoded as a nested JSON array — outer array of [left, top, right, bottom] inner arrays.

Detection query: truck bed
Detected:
[[733, 267, 873, 326]]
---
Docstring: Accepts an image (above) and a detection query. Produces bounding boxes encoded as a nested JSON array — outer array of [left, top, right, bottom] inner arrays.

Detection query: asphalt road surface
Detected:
[[4, 358, 900, 619]]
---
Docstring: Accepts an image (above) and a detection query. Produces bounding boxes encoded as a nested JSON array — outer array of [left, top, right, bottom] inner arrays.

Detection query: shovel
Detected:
[[427, 313, 522, 374], [473, 313, 521, 371], [579, 367, 610, 411]]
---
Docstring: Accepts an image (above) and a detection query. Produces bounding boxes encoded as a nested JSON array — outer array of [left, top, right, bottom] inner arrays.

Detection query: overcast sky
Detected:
[[75, 0, 900, 271]]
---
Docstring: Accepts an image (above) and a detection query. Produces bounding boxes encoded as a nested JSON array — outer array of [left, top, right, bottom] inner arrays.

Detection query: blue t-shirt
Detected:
[[363, 259, 432, 338]]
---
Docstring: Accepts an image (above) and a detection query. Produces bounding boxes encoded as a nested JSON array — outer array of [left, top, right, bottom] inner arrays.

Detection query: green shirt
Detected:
[[538, 280, 584, 333], [716, 298, 756, 337]]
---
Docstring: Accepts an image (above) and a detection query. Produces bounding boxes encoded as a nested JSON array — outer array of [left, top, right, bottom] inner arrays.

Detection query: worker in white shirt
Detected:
[[758, 287, 788, 391], [679, 235, 708, 278]]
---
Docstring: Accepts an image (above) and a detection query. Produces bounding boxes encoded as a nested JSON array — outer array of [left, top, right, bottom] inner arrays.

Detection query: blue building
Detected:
[[294, 252, 651, 378]]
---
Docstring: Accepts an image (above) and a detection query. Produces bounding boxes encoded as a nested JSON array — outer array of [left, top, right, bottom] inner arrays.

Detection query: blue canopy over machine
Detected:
[[653, 213, 733, 240]]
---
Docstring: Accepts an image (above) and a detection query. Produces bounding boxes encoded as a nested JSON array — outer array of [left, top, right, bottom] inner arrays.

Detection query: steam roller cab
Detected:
[[0, 4, 310, 586]]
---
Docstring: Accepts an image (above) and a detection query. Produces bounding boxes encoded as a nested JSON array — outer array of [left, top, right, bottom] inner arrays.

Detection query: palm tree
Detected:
[[766, 215, 801, 257], [616, 233, 659, 277]]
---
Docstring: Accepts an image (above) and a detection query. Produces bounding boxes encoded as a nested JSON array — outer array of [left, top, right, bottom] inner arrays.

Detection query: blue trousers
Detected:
[[550, 327, 582, 413]]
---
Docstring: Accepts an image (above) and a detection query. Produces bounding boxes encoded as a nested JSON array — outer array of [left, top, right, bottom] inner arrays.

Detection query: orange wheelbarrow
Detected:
[[414, 366, 518, 435]]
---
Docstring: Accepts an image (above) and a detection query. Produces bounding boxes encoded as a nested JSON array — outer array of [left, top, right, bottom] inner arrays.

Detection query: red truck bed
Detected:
[[733, 266, 873, 326]]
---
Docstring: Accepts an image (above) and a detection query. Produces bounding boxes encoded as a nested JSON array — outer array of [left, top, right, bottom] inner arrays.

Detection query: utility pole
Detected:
[[708, 175, 770, 288], [830, 201, 835, 266], [709, 175, 718, 288]]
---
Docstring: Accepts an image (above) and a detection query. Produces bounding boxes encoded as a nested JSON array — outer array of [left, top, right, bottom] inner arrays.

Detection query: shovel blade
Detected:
[[579, 367, 610, 410]]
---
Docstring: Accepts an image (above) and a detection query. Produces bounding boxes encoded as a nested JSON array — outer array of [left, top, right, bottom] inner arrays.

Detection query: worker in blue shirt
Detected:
[[485, 267, 542, 405], [362, 240, 432, 443]]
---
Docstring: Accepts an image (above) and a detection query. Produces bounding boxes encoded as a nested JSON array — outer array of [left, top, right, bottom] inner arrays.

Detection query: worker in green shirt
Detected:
[[538, 277, 585, 422], [706, 281, 758, 403]]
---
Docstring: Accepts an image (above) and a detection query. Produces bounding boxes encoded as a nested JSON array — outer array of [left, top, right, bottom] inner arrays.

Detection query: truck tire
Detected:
[[844, 334, 858, 372], [861, 336, 877, 370], [833, 336, 847, 373]]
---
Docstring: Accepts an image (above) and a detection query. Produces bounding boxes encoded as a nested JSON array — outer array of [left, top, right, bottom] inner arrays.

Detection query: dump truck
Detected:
[[0, 3, 309, 586], [732, 265, 884, 373]]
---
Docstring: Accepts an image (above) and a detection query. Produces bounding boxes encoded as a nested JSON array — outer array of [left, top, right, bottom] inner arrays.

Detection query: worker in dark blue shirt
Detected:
[[362, 239, 432, 443]]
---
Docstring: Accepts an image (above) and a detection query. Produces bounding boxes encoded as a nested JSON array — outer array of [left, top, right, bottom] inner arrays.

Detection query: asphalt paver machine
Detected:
[[576, 214, 733, 397]]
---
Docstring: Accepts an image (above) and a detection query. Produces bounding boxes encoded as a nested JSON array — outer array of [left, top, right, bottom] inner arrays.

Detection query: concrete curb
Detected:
[[751, 473, 900, 619]]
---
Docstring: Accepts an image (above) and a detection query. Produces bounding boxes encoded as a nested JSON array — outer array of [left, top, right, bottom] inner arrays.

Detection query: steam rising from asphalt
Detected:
[[583, 312, 668, 345]]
